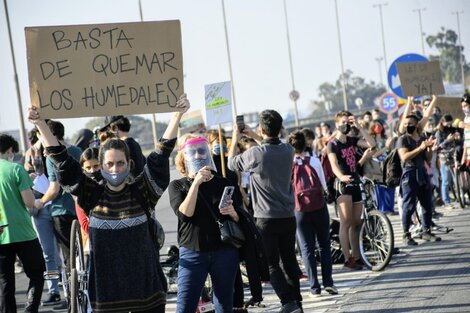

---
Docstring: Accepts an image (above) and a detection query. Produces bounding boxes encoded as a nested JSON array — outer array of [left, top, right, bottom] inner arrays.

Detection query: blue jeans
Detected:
[[440, 163, 452, 204], [176, 246, 239, 313], [295, 207, 333, 292], [33, 205, 60, 295], [400, 169, 433, 232]]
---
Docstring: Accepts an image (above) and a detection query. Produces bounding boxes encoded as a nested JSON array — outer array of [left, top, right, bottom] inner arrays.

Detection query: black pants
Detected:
[[0, 239, 45, 313], [256, 217, 301, 305], [52, 215, 76, 274]]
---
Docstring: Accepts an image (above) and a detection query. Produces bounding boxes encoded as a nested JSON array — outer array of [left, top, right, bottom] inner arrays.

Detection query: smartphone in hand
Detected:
[[236, 115, 245, 132], [219, 186, 235, 209]]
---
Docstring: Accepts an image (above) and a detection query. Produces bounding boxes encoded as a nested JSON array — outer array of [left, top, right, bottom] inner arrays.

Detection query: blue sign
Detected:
[[387, 53, 428, 99], [378, 92, 399, 114]]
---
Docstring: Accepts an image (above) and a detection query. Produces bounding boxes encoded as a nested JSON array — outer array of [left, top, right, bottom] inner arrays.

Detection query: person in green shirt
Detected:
[[0, 133, 45, 313]]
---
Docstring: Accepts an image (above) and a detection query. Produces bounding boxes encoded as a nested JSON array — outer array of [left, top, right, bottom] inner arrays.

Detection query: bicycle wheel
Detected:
[[70, 220, 85, 272], [359, 210, 394, 271], [70, 268, 78, 313], [455, 167, 465, 208]]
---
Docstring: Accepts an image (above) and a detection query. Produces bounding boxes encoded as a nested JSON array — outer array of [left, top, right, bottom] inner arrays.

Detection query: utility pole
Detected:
[[452, 11, 466, 87], [221, 0, 238, 122], [375, 57, 384, 86], [4, 0, 27, 152], [373, 3, 389, 90], [412, 8, 427, 56], [282, 0, 299, 127], [334, 0, 348, 111], [138, 0, 158, 147]]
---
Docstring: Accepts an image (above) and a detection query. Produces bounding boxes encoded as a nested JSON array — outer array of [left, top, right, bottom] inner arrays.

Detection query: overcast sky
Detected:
[[1, 0, 469, 137]]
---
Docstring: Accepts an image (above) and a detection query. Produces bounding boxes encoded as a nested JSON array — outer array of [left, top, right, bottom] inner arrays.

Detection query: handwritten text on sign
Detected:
[[205, 81, 233, 127], [25, 20, 184, 119], [396, 60, 444, 97]]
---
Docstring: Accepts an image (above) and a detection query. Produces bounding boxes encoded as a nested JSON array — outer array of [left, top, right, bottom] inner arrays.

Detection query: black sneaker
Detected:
[[325, 285, 338, 295], [42, 293, 61, 306], [422, 231, 442, 242], [403, 233, 418, 246], [278, 301, 301, 313]]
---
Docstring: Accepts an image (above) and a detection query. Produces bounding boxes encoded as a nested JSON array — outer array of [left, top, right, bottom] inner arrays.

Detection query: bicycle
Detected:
[[332, 178, 394, 271], [358, 178, 395, 271]]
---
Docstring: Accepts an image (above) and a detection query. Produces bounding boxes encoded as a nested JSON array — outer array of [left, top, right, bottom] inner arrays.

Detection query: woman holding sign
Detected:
[[28, 95, 189, 313]]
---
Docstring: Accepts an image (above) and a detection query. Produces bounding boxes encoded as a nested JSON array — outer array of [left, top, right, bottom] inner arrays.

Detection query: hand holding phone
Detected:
[[219, 186, 235, 209], [236, 115, 245, 132]]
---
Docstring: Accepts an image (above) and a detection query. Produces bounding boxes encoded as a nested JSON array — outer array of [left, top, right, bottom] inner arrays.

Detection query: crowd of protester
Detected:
[[0, 92, 469, 313]]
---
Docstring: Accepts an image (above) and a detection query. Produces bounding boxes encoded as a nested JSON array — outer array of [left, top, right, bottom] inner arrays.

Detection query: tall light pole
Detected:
[[375, 57, 384, 86], [4, 0, 27, 152], [282, 0, 299, 127], [412, 8, 427, 56], [334, 0, 348, 111], [373, 3, 388, 90], [138, 0, 158, 147], [452, 11, 466, 87], [221, 0, 238, 122]]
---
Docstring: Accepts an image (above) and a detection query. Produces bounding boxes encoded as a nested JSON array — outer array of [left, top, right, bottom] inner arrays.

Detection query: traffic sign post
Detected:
[[387, 53, 428, 99]]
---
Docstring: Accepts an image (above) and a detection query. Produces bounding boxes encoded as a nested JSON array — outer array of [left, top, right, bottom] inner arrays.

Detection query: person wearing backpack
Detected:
[[288, 131, 338, 297], [327, 111, 375, 270], [397, 114, 442, 245]]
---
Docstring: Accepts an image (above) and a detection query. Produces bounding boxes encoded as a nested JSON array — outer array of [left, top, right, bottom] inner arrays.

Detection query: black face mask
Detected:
[[406, 125, 417, 134], [85, 170, 103, 182], [338, 124, 351, 135]]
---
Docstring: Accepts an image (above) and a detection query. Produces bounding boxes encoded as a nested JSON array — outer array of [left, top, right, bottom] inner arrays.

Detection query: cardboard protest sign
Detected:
[[396, 61, 444, 97], [205, 81, 233, 126], [435, 96, 463, 121], [179, 110, 206, 135], [25, 20, 184, 119]]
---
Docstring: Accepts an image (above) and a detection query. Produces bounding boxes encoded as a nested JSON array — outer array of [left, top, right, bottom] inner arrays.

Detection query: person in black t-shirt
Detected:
[[397, 114, 442, 245], [168, 135, 241, 313], [327, 111, 375, 270]]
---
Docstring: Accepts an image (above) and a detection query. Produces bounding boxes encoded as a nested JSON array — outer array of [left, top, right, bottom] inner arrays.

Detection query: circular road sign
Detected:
[[387, 53, 428, 98], [289, 90, 300, 101], [378, 92, 399, 114]]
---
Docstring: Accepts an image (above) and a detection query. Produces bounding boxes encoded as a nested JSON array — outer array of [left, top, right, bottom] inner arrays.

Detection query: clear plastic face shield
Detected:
[[181, 138, 216, 177]]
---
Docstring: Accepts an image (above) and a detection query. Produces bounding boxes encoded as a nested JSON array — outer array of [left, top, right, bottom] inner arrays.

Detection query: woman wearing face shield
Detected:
[[168, 135, 242, 313], [28, 95, 190, 313]]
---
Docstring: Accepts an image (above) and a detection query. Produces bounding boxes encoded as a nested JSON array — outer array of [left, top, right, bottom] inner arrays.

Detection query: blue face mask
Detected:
[[213, 143, 227, 156], [101, 167, 129, 186]]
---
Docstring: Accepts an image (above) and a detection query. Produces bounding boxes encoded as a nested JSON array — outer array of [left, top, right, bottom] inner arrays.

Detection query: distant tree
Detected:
[[426, 27, 470, 84], [310, 70, 385, 116]]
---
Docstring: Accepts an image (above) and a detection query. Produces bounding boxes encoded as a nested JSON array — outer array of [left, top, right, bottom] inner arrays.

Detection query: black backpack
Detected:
[[382, 148, 402, 187], [381, 136, 408, 188]]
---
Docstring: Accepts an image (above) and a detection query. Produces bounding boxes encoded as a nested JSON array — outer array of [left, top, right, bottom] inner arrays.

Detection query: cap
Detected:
[[100, 115, 124, 132]]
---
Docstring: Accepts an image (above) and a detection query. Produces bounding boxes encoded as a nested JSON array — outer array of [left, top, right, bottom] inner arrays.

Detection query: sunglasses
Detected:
[[186, 148, 207, 157]]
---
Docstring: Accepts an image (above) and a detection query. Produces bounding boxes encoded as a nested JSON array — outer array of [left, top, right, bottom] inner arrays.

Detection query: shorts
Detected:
[[334, 179, 363, 203]]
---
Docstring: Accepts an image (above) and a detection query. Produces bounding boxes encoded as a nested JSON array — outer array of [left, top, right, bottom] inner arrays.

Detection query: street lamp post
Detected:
[[334, 0, 348, 111], [452, 11, 466, 87], [375, 57, 384, 86], [138, 0, 159, 148], [373, 3, 389, 90], [3, 0, 27, 153], [412, 8, 427, 56], [221, 0, 238, 122], [282, 0, 299, 128]]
